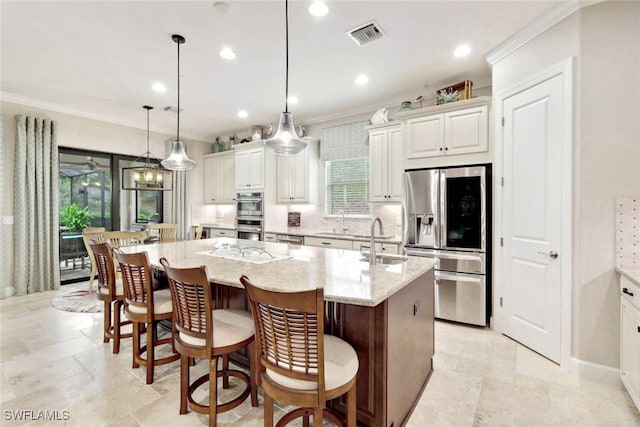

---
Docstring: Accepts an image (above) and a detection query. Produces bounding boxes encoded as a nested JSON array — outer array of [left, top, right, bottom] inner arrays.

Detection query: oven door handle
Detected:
[[237, 226, 262, 232], [435, 272, 483, 284]]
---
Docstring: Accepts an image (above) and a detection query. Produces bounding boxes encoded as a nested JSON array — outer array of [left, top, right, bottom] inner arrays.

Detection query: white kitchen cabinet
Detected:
[[369, 124, 403, 202], [304, 236, 353, 250], [621, 274, 640, 411], [276, 140, 318, 204], [264, 232, 277, 242], [352, 240, 400, 255], [203, 151, 235, 204], [206, 227, 235, 238], [235, 143, 264, 190], [405, 105, 487, 159]]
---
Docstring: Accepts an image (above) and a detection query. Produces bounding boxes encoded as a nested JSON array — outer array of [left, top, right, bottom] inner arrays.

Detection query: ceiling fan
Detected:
[[59, 157, 108, 171]]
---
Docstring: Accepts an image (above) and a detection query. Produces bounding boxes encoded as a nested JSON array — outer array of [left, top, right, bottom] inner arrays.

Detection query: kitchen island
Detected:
[[120, 237, 437, 427]]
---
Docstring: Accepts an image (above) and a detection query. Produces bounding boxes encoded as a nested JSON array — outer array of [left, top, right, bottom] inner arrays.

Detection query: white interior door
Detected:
[[501, 73, 564, 363]]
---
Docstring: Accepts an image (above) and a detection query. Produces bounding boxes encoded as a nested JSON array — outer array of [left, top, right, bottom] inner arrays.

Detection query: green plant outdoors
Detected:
[[60, 203, 91, 231]]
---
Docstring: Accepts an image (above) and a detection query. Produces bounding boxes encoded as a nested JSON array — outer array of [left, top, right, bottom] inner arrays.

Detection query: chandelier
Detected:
[[121, 105, 172, 191]]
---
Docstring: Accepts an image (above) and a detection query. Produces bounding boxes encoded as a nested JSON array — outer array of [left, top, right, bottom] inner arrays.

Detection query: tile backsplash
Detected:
[[616, 197, 640, 268]]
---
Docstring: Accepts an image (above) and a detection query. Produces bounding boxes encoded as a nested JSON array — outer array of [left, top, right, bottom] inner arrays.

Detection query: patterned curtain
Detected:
[[170, 170, 187, 240], [0, 114, 5, 297], [13, 115, 60, 295]]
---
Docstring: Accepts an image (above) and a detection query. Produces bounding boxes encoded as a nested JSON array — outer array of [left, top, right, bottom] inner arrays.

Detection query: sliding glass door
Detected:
[[58, 148, 165, 284]]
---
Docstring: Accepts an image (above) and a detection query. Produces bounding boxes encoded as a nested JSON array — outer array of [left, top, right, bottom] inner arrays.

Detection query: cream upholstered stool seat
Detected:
[[89, 241, 132, 354], [114, 250, 179, 384], [159, 257, 257, 427], [265, 335, 359, 392], [240, 275, 358, 427]]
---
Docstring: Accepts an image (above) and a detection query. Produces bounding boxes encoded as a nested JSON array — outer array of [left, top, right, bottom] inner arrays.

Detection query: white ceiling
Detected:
[[1, 0, 561, 143]]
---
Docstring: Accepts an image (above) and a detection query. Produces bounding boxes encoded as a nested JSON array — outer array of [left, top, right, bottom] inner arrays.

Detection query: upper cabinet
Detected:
[[203, 151, 235, 204], [234, 142, 264, 190], [276, 140, 319, 204], [397, 96, 491, 169], [368, 123, 403, 203]]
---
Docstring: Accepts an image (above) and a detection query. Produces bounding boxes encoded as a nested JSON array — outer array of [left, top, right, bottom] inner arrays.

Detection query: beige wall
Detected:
[[492, 1, 640, 369], [1, 101, 209, 294]]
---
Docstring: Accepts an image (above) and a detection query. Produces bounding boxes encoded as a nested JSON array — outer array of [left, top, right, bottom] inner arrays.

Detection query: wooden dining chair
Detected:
[[240, 275, 359, 427], [160, 258, 257, 427], [104, 230, 147, 249], [89, 241, 132, 354], [146, 223, 178, 242], [194, 225, 203, 240], [114, 249, 179, 384], [82, 226, 106, 293]]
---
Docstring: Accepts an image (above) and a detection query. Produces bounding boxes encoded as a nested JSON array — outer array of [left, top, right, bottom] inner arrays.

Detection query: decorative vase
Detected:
[[211, 138, 224, 153]]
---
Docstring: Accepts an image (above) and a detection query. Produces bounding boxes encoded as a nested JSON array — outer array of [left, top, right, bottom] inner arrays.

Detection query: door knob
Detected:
[[538, 250, 558, 259]]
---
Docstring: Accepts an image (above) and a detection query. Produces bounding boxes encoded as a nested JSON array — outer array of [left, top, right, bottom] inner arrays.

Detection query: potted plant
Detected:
[[60, 203, 91, 231]]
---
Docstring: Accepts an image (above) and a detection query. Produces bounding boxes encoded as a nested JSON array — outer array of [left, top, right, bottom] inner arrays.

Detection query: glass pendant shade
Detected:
[[161, 140, 197, 171], [161, 34, 197, 171], [264, 112, 308, 155]]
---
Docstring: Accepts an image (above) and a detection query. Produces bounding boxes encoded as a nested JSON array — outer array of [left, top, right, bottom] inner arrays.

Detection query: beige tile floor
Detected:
[[1, 285, 638, 426]]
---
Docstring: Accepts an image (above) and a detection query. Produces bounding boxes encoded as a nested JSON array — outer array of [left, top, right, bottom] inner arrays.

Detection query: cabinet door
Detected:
[[369, 130, 388, 202], [203, 156, 222, 203], [621, 299, 640, 406], [289, 152, 309, 202], [328, 302, 387, 427], [444, 106, 488, 155], [387, 127, 404, 201], [276, 156, 291, 202], [248, 149, 264, 189], [221, 154, 236, 202], [406, 114, 444, 159], [235, 151, 250, 189]]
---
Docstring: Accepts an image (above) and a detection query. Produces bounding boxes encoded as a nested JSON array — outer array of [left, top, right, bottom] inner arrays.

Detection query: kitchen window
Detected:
[[325, 157, 369, 215]]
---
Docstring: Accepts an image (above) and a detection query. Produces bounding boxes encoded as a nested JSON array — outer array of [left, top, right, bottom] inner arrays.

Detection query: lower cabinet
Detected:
[[352, 240, 399, 255], [621, 275, 640, 411], [326, 270, 434, 427], [304, 236, 353, 250]]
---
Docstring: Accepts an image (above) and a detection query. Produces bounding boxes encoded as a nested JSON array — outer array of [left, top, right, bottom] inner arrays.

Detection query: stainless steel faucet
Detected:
[[369, 217, 384, 265], [336, 209, 347, 233]]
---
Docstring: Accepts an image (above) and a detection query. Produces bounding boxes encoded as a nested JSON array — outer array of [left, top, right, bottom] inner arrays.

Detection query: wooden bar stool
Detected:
[[114, 250, 179, 384], [240, 275, 359, 427], [82, 227, 106, 293], [160, 258, 257, 427], [89, 241, 132, 354]]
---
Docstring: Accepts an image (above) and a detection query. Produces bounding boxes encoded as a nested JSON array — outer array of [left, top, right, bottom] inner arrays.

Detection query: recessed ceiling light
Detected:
[[355, 74, 369, 86], [308, 1, 329, 17], [152, 82, 167, 92], [453, 44, 471, 57], [220, 47, 236, 60], [287, 95, 299, 105], [238, 110, 248, 118]]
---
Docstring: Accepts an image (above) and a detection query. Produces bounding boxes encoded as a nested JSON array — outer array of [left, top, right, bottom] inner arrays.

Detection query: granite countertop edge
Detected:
[[265, 229, 403, 245]]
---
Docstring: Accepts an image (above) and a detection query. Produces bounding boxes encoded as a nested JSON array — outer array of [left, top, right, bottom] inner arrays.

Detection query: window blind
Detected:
[[320, 121, 370, 161], [326, 157, 369, 215]]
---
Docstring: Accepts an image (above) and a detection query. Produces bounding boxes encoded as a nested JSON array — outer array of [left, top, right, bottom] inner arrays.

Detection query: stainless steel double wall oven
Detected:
[[404, 165, 491, 326], [236, 192, 264, 241]]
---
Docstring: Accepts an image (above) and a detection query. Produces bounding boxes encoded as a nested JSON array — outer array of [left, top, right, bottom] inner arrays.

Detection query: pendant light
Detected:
[[122, 106, 172, 191], [161, 34, 197, 171], [264, 0, 308, 156]]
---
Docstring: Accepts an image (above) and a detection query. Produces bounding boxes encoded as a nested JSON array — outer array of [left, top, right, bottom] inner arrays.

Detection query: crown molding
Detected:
[[485, 1, 599, 66], [0, 91, 207, 143]]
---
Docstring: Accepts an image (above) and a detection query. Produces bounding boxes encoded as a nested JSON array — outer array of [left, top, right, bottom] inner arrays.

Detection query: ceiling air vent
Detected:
[[346, 20, 385, 46]]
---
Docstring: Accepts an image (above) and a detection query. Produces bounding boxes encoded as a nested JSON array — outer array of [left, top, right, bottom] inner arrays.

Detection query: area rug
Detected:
[[51, 281, 103, 313]]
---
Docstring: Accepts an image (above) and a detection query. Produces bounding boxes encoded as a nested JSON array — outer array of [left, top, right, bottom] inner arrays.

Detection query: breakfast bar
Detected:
[[120, 237, 437, 427]]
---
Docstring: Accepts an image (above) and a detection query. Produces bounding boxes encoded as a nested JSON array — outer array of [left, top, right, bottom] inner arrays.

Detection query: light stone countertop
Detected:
[[618, 266, 640, 287], [119, 237, 436, 307]]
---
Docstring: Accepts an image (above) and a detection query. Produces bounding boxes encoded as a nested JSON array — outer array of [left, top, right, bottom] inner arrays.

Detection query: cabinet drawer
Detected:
[[264, 233, 277, 242], [209, 228, 234, 238], [304, 236, 353, 250], [621, 275, 640, 310]]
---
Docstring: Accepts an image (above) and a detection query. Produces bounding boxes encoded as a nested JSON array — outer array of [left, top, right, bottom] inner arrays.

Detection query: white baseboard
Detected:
[[571, 357, 623, 388]]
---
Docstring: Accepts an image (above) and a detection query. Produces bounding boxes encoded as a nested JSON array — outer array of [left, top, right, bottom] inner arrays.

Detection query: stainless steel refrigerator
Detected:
[[403, 165, 491, 326]]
